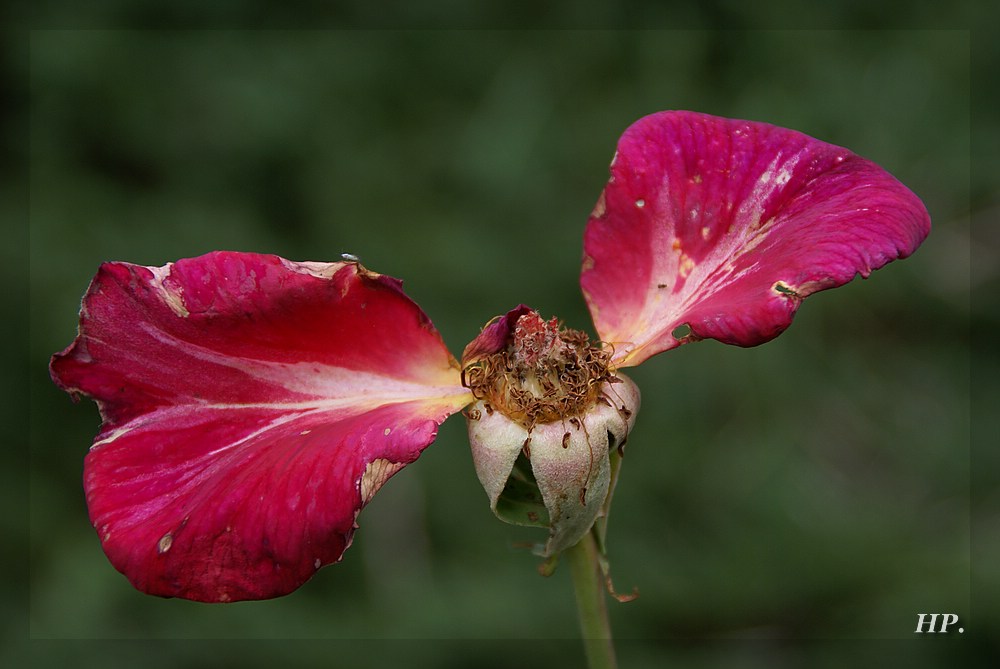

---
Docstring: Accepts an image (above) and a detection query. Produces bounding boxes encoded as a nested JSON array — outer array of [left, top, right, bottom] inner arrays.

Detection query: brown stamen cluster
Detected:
[[462, 313, 615, 429]]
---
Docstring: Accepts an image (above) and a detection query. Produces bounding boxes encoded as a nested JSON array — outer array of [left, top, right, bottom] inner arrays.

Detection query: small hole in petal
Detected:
[[773, 281, 800, 297], [672, 324, 691, 339]]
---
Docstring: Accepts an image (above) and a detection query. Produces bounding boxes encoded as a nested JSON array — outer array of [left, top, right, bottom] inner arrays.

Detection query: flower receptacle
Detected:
[[466, 375, 639, 557]]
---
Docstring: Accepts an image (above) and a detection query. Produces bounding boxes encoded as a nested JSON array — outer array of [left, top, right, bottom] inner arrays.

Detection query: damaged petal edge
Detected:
[[772, 281, 802, 298], [359, 458, 405, 506]]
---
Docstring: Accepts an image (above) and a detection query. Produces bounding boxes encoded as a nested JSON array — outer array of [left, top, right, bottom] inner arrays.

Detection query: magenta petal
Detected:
[[460, 304, 534, 365], [581, 111, 931, 367], [50, 252, 471, 601]]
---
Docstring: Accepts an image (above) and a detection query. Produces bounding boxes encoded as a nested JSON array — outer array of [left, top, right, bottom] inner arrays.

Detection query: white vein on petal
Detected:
[[623, 150, 805, 359], [92, 383, 467, 456], [139, 321, 461, 400], [88, 323, 469, 449]]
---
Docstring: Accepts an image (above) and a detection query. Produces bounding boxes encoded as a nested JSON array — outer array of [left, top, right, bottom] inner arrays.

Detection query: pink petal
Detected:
[[460, 304, 534, 365], [50, 252, 471, 601], [581, 111, 931, 367]]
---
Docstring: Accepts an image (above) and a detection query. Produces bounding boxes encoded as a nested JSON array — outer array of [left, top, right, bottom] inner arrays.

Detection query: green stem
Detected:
[[565, 530, 617, 669]]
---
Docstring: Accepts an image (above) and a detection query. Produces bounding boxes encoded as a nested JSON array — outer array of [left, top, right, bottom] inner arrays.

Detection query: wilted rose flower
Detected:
[[461, 306, 640, 558], [50, 111, 930, 602]]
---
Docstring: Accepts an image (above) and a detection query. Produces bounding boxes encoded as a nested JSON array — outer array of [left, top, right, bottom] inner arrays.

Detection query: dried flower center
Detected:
[[462, 312, 614, 428]]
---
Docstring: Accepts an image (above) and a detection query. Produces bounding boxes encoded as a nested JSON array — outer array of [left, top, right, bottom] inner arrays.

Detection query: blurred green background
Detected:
[[26, 27, 974, 667]]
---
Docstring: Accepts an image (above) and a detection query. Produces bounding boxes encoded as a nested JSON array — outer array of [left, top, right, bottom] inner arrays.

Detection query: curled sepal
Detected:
[[466, 374, 640, 557], [50, 252, 471, 602], [582, 110, 932, 367]]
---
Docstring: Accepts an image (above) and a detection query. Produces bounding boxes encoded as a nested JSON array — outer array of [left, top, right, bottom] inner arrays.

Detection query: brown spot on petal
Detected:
[[678, 254, 696, 278], [590, 190, 607, 219], [773, 281, 802, 298], [360, 458, 404, 505], [148, 266, 189, 317]]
